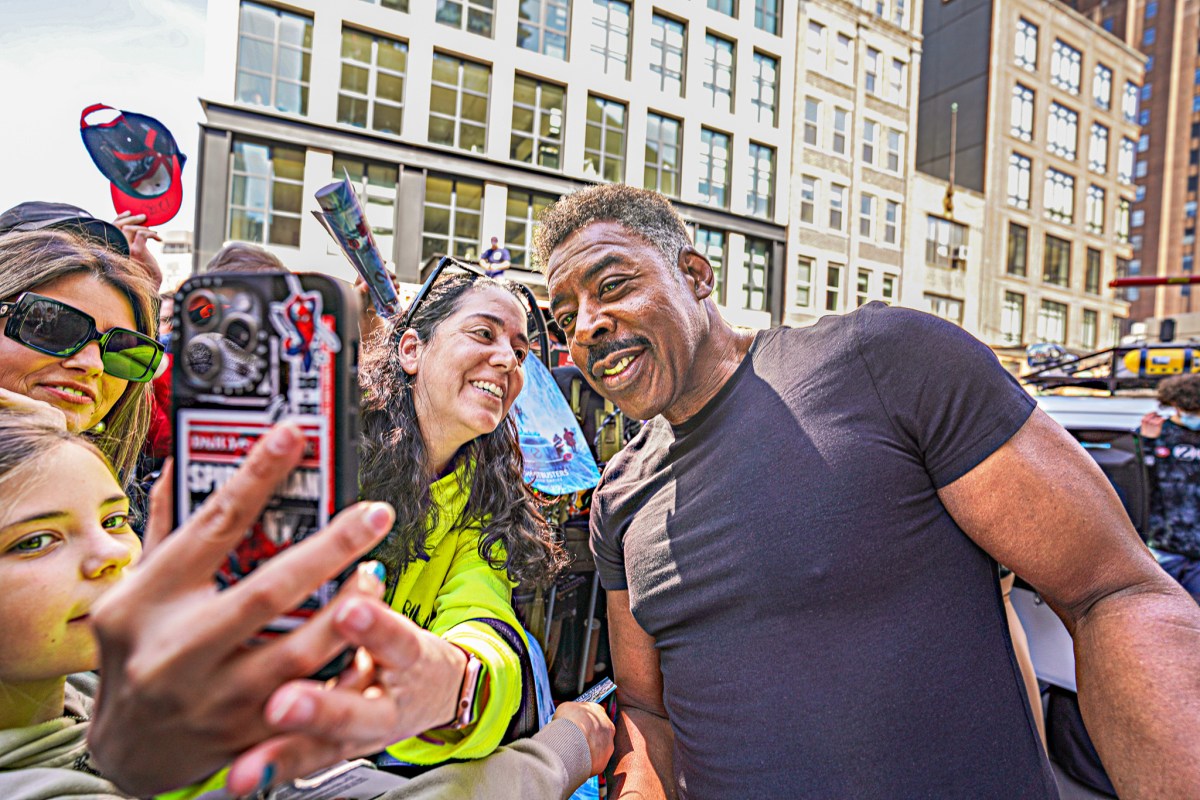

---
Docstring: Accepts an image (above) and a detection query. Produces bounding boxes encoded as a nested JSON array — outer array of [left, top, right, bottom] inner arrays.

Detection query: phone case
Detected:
[[171, 271, 361, 667]]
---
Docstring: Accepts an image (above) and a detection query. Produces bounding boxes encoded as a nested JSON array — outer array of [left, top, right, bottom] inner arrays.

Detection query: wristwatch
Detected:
[[449, 646, 485, 730]]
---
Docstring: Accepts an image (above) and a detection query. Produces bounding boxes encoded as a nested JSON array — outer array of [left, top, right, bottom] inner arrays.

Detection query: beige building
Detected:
[[918, 0, 1142, 352], [193, 0, 794, 321], [786, 0, 923, 326]]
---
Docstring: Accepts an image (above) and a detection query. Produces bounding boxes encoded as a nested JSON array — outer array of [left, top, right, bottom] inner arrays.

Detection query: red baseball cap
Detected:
[[80, 104, 186, 226]]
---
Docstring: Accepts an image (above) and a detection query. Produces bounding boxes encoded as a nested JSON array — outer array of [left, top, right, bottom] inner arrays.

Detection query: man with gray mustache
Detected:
[[536, 183, 1200, 800]]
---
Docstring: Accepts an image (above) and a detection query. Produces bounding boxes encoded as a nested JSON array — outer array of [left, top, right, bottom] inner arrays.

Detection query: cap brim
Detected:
[[46, 217, 130, 257], [109, 155, 183, 227]]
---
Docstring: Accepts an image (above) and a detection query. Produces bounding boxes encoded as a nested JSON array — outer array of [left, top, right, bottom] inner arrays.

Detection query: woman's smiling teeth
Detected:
[[53, 386, 88, 398], [604, 355, 636, 377], [471, 380, 503, 399]]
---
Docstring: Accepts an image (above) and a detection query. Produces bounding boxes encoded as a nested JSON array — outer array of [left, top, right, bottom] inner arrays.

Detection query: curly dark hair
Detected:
[[531, 183, 692, 272], [358, 275, 566, 596], [1157, 374, 1200, 413]]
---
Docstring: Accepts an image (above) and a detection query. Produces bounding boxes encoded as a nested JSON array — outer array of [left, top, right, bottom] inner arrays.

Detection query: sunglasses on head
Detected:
[[404, 256, 550, 366], [0, 292, 164, 382]]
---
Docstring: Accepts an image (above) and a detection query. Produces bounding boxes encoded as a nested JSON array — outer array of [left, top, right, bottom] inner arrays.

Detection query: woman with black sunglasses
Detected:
[[0, 230, 162, 488], [357, 270, 567, 768]]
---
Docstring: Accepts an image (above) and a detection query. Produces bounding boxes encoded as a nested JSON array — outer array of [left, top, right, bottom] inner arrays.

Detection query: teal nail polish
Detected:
[[254, 763, 276, 795], [369, 561, 387, 585]]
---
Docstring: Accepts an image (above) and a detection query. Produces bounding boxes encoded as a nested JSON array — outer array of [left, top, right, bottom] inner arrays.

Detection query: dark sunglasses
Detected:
[[0, 292, 164, 382], [404, 256, 550, 366]]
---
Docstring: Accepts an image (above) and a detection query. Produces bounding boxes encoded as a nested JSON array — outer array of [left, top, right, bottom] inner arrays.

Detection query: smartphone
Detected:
[[172, 271, 361, 677]]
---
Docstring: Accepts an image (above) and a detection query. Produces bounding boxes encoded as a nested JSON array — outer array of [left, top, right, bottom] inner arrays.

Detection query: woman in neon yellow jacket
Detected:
[[358, 272, 566, 766]]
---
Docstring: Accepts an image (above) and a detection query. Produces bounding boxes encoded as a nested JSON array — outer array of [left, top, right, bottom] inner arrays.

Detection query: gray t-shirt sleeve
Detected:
[[590, 470, 629, 591], [854, 304, 1036, 488]]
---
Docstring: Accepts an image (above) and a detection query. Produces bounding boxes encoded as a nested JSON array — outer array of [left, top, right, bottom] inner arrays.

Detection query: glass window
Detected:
[[889, 59, 906, 102], [860, 193, 876, 239], [794, 255, 813, 308], [1085, 247, 1102, 294], [1015, 18, 1038, 70], [1007, 221, 1027, 276], [704, 34, 735, 113], [435, 0, 494, 37], [826, 263, 843, 312], [517, 0, 570, 59], [235, 2, 313, 115], [591, 0, 631, 78], [707, 0, 735, 15], [1093, 63, 1113, 109], [829, 183, 846, 231], [649, 14, 686, 97], [1011, 84, 1034, 142], [1089, 123, 1109, 173], [1117, 197, 1131, 243], [1001, 291, 1025, 345], [800, 175, 817, 224], [865, 47, 881, 96], [1086, 185, 1105, 235], [751, 52, 779, 126], [698, 127, 730, 208], [228, 138, 305, 246], [884, 200, 899, 245], [429, 53, 489, 153], [1037, 299, 1068, 344], [892, 0, 905, 26], [833, 108, 849, 155], [510, 75, 565, 169], [333, 156, 397, 257], [862, 119, 878, 165], [1047, 102, 1078, 160], [925, 294, 964, 325], [1008, 152, 1031, 209], [1123, 81, 1139, 123], [644, 113, 682, 197], [925, 215, 967, 268], [1051, 39, 1082, 93], [1044, 168, 1076, 224], [1118, 137, 1135, 184], [362, 0, 408, 9], [1144, 27, 1156, 46], [1043, 233, 1071, 287], [804, 98, 820, 147], [806, 22, 826, 69], [338, 28, 406, 136], [755, 0, 780, 35], [882, 274, 896, 303], [504, 189, 557, 268], [583, 94, 627, 182], [742, 236, 770, 312], [747, 142, 775, 218], [695, 227, 726, 301], [856, 268, 871, 307], [886, 129, 902, 172], [421, 174, 482, 261], [1082, 309, 1098, 350], [834, 33, 852, 80]]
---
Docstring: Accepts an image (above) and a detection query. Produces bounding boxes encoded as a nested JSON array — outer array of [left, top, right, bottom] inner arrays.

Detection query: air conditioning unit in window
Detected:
[[952, 245, 970, 262]]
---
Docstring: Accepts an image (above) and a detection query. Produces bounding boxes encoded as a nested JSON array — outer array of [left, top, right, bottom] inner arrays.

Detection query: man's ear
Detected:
[[397, 329, 423, 375], [678, 245, 715, 301]]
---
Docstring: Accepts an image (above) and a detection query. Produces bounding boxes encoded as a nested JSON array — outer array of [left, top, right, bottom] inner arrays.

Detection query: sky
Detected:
[[0, 0, 208, 231]]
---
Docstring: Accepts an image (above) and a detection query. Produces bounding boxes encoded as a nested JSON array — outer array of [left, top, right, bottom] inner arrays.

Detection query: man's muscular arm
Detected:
[[606, 590, 676, 800]]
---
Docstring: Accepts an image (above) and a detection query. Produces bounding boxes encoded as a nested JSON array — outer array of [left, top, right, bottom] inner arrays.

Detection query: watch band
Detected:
[[449, 646, 485, 730]]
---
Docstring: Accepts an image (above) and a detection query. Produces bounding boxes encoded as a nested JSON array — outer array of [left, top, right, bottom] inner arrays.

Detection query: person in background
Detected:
[[479, 237, 511, 279], [202, 241, 286, 273], [0, 230, 161, 489], [1139, 373, 1200, 602]]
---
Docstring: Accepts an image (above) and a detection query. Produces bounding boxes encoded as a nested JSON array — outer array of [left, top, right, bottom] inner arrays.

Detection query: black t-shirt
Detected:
[[1146, 420, 1200, 559], [591, 304, 1052, 799]]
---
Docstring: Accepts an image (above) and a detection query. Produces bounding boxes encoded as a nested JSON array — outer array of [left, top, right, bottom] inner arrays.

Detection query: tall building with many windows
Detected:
[[917, 0, 1141, 351], [1065, 0, 1200, 324], [786, 0, 922, 326], [194, 0, 794, 322]]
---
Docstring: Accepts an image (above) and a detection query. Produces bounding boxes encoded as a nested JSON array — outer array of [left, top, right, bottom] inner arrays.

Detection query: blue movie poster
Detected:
[[512, 357, 601, 494]]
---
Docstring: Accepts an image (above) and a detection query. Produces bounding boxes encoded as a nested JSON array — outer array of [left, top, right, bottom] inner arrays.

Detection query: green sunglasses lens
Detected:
[[100, 330, 163, 382]]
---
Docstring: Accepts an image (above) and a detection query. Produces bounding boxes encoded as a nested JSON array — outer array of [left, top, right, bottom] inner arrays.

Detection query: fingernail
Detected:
[[268, 691, 315, 726], [336, 599, 374, 633], [254, 763, 276, 794], [265, 423, 299, 454], [357, 560, 386, 591], [364, 502, 394, 532]]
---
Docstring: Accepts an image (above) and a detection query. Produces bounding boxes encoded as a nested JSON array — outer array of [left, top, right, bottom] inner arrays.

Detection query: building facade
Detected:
[[1066, 0, 1200, 324], [918, 0, 1142, 351], [194, 0, 793, 324], [786, 0, 923, 326]]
